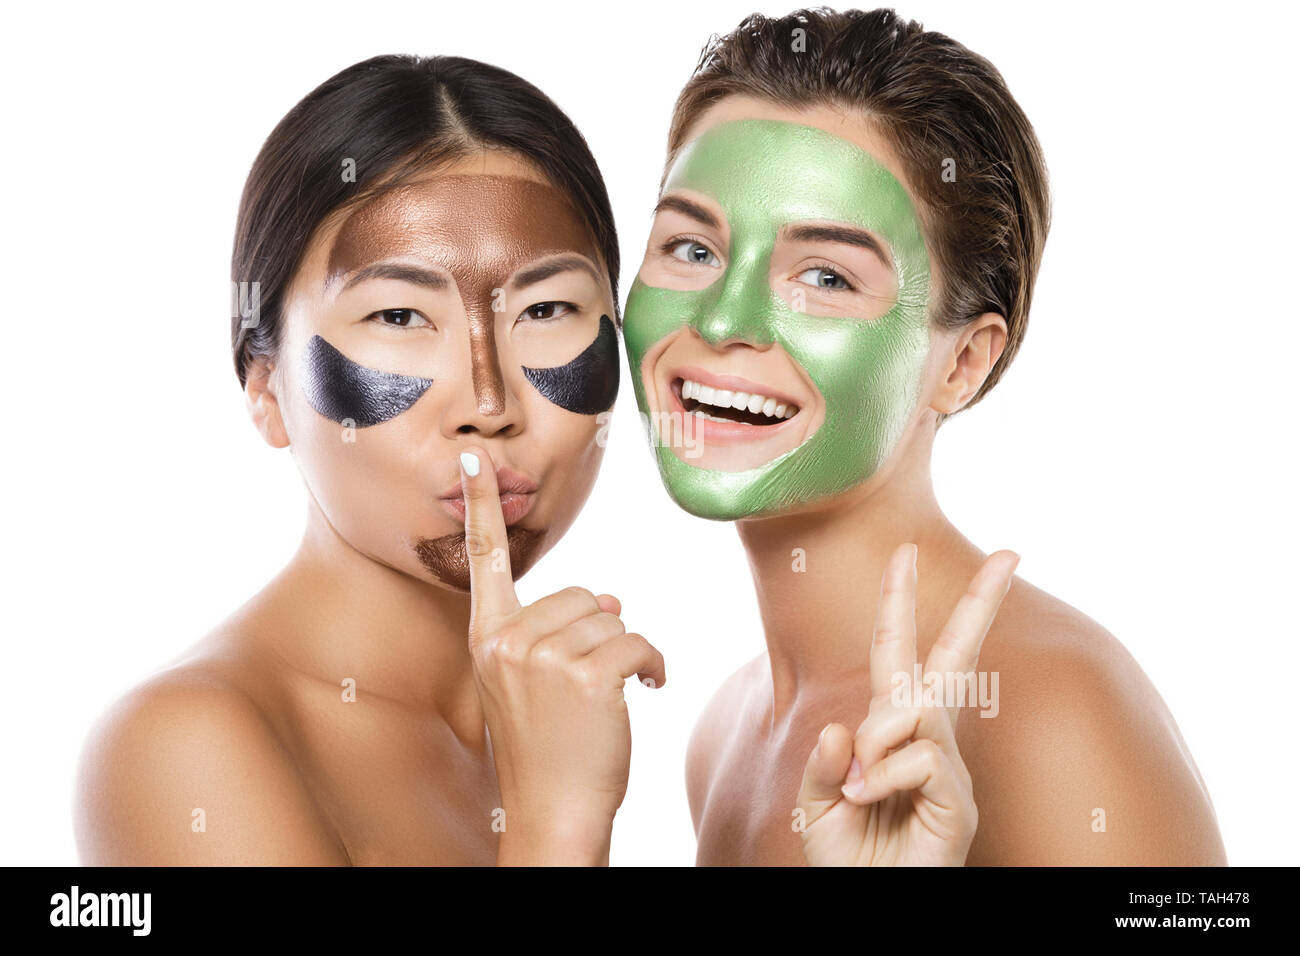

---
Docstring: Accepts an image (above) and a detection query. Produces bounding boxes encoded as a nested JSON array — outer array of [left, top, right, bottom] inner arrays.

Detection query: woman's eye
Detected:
[[795, 267, 852, 291], [521, 301, 575, 322], [369, 308, 428, 328], [669, 240, 719, 267]]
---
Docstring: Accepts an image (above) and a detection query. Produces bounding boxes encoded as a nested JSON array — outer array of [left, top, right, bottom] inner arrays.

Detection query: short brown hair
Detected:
[[666, 7, 1051, 423]]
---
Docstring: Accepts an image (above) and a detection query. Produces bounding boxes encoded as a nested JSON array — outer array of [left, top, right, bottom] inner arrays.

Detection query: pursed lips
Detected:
[[437, 466, 539, 525]]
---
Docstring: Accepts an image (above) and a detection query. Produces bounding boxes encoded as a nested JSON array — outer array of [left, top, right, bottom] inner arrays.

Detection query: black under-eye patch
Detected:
[[301, 335, 433, 427], [521, 314, 619, 415]]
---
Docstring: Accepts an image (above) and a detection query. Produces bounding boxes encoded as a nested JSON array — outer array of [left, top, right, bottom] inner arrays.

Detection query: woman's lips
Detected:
[[669, 365, 805, 410], [664, 370, 803, 448], [438, 492, 534, 525], [438, 466, 538, 525]]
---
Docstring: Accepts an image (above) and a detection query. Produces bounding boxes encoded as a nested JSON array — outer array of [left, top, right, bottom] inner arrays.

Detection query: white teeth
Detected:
[[678, 378, 799, 421]]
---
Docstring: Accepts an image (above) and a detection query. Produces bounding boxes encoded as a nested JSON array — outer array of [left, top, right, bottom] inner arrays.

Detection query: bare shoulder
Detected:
[[959, 576, 1226, 865], [74, 648, 349, 865], [684, 653, 767, 833]]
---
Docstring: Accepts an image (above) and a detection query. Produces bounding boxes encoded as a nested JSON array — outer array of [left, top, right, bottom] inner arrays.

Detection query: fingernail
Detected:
[[841, 756, 864, 798], [910, 543, 919, 571], [460, 452, 480, 478], [815, 724, 830, 757]]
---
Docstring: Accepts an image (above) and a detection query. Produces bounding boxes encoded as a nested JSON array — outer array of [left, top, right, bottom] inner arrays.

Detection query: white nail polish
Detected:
[[460, 452, 480, 477]]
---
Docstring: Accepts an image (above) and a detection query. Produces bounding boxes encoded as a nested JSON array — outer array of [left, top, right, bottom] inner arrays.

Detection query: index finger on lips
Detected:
[[460, 446, 522, 634]]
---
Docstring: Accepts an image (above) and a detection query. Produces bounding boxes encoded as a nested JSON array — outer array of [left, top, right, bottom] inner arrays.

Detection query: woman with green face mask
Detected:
[[625, 9, 1226, 866]]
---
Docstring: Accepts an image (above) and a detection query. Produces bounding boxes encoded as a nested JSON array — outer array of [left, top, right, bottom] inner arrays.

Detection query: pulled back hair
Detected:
[[666, 8, 1051, 423], [231, 55, 619, 387]]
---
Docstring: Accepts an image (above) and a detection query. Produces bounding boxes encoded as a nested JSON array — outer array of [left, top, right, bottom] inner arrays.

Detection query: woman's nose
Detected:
[[439, 329, 523, 438], [687, 248, 779, 349], [467, 319, 507, 417]]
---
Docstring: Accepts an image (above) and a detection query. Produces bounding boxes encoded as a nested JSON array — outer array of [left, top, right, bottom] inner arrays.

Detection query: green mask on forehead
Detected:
[[622, 119, 933, 520]]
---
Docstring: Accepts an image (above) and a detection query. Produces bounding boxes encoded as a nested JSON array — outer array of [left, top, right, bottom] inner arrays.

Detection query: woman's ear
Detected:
[[931, 312, 1008, 415], [244, 355, 290, 449]]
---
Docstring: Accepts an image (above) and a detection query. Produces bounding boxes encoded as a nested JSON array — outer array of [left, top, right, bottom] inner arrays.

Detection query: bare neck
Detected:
[[249, 498, 483, 738], [735, 425, 977, 722]]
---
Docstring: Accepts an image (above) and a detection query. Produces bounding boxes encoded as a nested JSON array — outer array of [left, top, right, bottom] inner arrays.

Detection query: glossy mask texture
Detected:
[[414, 527, 543, 592], [623, 120, 932, 520], [301, 334, 433, 426], [297, 174, 614, 591], [326, 174, 612, 416], [522, 313, 619, 414], [300, 315, 616, 427]]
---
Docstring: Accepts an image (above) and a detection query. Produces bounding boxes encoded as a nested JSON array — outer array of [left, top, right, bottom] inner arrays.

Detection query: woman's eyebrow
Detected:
[[508, 253, 603, 290], [333, 261, 451, 293], [782, 224, 894, 270], [653, 194, 722, 231]]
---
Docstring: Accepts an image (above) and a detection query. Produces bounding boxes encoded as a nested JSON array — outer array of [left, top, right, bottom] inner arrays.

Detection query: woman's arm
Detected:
[[961, 633, 1228, 866], [74, 674, 351, 865]]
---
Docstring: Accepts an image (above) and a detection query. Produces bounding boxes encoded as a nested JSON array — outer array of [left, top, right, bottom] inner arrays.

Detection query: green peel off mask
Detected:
[[623, 119, 933, 520]]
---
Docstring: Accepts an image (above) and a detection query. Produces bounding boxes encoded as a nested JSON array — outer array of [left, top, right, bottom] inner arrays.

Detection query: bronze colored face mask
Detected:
[[413, 528, 543, 592], [327, 174, 606, 416], [316, 173, 613, 591]]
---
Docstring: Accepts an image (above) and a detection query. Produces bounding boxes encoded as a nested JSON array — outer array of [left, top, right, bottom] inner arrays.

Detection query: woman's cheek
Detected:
[[292, 413, 429, 551], [533, 403, 605, 504]]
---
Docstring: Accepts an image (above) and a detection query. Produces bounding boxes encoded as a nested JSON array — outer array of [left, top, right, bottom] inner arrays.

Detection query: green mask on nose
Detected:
[[623, 119, 934, 520]]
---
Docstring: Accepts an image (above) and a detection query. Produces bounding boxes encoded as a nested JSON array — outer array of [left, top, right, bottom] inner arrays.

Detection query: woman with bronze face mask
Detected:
[[73, 55, 662, 865]]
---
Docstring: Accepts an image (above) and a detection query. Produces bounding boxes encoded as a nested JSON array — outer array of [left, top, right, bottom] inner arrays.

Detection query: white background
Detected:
[[1, 0, 1296, 866]]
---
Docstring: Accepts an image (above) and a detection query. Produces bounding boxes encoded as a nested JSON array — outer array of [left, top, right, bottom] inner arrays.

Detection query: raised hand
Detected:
[[459, 445, 665, 866], [796, 542, 1019, 866]]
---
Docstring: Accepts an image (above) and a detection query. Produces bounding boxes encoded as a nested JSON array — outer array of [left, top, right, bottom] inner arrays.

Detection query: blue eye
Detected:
[[795, 267, 852, 291], [669, 240, 720, 267], [368, 308, 430, 328]]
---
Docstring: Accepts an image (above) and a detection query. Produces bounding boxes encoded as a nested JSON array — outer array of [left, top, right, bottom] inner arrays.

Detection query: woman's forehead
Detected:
[[675, 96, 913, 190], [660, 119, 928, 273], [325, 175, 598, 285]]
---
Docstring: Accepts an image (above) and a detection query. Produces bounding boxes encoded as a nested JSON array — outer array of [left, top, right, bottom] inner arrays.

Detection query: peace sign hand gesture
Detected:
[[796, 542, 1019, 866]]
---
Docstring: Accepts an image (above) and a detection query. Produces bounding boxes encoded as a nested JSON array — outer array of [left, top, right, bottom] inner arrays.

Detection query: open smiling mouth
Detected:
[[671, 377, 801, 427]]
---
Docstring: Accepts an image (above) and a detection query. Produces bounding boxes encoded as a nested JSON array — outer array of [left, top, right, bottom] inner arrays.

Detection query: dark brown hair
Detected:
[[666, 7, 1051, 423], [231, 54, 619, 388]]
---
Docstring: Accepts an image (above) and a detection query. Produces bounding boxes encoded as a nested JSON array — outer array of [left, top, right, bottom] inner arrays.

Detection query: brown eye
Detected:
[[521, 301, 575, 322], [368, 308, 430, 328]]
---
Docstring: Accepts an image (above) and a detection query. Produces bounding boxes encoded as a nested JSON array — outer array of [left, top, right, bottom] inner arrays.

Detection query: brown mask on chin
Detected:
[[325, 174, 603, 591], [412, 528, 544, 593]]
